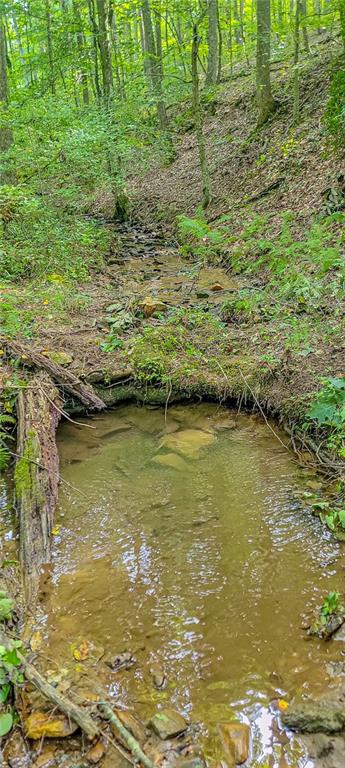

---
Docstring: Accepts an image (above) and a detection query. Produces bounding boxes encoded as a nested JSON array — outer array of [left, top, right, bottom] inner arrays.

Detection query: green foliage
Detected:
[[0, 591, 13, 622], [308, 378, 345, 457], [326, 66, 345, 146], [320, 591, 340, 620], [0, 414, 16, 471], [0, 637, 24, 735]]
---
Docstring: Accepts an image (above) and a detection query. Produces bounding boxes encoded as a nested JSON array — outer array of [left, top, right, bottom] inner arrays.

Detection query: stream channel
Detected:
[[10, 401, 344, 767]]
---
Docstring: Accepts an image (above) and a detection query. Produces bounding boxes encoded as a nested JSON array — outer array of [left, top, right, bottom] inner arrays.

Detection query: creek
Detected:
[[24, 401, 345, 767]]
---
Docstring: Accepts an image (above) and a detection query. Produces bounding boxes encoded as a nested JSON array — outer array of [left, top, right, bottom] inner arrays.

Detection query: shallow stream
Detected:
[[36, 404, 345, 766]]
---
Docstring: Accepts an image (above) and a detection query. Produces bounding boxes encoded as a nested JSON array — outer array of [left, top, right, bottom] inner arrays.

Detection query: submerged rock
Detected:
[[4, 729, 31, 768], [218, 722, 250, 765], [24, 712, 78, 739], [152, 453, 188, 471], [160, 429, 215, 459], [150, 661, 166, 689], [150, 709, 188, 739]]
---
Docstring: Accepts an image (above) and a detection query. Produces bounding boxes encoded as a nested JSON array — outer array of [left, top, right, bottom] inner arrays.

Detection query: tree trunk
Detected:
[[301, 0, 310, 53], [339, 0, 345, 52], [0, 16, 12, 164], [256, 0, 276, 126], [45, 0, 55, 94], [293, 0, 301, 124], [141, 0, 167, 130], [73, 0, 90, 105], [205, 0, 219, 86], [192, 23, 211, 209], [96, 0, 113, 99], [88, 0, 102, 98]]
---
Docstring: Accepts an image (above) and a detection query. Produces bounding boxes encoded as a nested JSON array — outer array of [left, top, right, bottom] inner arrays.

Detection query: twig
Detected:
[[98, 703, 155, 768], [39, 387, 96, 429]]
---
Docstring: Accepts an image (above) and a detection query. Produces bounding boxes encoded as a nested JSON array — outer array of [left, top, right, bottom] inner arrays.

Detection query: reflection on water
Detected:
[[43, 404, 344, 766]]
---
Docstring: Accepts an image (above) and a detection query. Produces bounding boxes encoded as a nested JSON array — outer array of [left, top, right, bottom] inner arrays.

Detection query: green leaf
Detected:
[[0, 712, 13, 736], [0, 684, 10, 703]]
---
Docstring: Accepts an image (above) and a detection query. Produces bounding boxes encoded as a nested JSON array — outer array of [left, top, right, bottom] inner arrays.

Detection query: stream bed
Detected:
[[37, 404, 345, 766]]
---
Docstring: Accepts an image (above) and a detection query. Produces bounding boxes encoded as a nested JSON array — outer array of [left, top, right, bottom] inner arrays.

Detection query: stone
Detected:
[[24, 712, 78, 739], [139, 297, 168, 318], [218, 723, 250, 765], [210, 283, 224, 291], [152, 453, 188, 471], [160, 429, 215, 459], [150, 709, 188, 740], [113, 709, 146, 745], [4, 729, 31, 768], [32, 751, 56, 768], [150, 662, 166, 689], [281, 700, 345, 733], [86, 740, 107, 764]]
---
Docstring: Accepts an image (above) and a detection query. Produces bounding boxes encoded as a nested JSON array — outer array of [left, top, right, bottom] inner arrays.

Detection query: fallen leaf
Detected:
[[73, 640, 90, 662], [24, 712, 78, 739]]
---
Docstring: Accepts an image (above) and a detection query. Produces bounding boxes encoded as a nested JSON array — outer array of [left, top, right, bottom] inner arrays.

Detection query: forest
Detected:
[[0, 0, 345, 766]]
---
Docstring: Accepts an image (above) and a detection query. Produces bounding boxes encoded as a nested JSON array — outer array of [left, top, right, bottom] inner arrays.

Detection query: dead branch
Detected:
[[4, 341, 105, 411]]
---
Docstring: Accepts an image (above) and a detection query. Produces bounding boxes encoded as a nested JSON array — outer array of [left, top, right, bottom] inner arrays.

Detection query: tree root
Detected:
[[98, 703, 155, 768]]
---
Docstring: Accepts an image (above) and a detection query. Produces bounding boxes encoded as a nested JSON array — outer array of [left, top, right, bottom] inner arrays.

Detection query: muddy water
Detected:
[[43, 404, 344, 766]]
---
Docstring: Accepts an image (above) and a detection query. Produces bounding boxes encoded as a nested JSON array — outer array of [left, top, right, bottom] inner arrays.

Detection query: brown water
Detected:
[[42, 404, 345, 767]]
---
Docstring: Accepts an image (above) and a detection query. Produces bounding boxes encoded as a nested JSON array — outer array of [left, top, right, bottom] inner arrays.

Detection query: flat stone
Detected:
[[218, 722, 250, 765], [281, 700, 345, 733], [113, 709, 146, 745], [152, 453, 188, 471], [160, 429, 215, 459], [150, 708, 188, 740]]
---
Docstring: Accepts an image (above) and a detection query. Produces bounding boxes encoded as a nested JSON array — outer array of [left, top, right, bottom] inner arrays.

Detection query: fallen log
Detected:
[[14, 372, 62, 606], [5, 341, 105, 411]]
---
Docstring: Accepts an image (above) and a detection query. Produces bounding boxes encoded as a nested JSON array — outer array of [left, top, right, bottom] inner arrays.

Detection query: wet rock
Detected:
[[150, 662, 166, 689], [213, 417, 236, 431], [32, 750, 57, 768], [150, 709, 188, 740], [4, 729, 31, 768], [24, 712, 79, 739], [281, 700, 345, 733], [105, 651, 135, 671], [218, 722, 250, 765], [152, 453, 188, 471], [113, 709, 146, 745], [160, 429, 215, 459], [175, 758, 206, 768], [139, 297, 168, 318], [86, 740, 107, 764]]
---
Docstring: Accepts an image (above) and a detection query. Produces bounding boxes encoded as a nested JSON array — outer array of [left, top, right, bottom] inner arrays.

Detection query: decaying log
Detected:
[[15, 372, 62, 606], [5, 341, 105, 411]]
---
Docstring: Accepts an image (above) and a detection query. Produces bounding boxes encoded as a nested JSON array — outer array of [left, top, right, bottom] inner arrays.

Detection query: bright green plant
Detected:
[[320, 591, 341, 621], [308, 377, 345, 458], [326, 67, 345, 146]]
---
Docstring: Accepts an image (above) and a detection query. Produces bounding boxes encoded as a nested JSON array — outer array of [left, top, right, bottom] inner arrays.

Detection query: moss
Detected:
[[14, 428, 40, 500]]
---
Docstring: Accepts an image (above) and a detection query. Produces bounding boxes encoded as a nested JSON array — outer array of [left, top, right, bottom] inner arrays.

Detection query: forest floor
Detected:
[[1, 32, 344, 470]]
